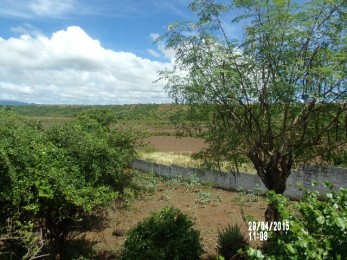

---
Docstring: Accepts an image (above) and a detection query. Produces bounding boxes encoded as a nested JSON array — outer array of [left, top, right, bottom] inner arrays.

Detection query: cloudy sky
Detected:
[[0, 0, 196, 104]]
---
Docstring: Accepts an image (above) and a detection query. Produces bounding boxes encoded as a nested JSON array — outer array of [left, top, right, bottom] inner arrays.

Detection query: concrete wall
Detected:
[[132, 159, 347, 200]]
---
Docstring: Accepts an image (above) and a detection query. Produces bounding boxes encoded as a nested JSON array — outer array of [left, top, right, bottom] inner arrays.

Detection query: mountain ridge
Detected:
[[0, 100, 34, 106]]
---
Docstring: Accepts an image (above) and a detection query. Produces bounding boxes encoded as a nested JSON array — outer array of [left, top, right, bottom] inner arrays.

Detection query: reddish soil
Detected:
[[145, 136, 208, 153], [83, 136, 265, 258], [85, 180, 266, 259]]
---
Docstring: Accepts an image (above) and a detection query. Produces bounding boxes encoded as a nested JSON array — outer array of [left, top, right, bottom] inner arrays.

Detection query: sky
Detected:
[[0, 0, 196, 104]]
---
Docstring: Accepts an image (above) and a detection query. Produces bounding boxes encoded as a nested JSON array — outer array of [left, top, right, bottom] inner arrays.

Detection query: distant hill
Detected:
[[0, 100, 34, 106], [5, 103, 190, 121]]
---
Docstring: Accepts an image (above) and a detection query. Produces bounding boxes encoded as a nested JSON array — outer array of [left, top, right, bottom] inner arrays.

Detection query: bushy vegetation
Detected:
[[0, 110, 138, 259], [247, 184, 347, 259], [122, 206, 203, 260], [3, 104, 195, 136], [217, 224, 249, 260], [3, 104, 184, 122], [77, 108, 118, 128]]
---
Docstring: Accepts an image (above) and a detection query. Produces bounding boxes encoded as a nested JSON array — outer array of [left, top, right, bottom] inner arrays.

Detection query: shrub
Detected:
[[0, 110, 138, 259], [217, 223, 249, 260], [77, 108, 117, 128], [122, 206, 203, 260], [247, 184, 347, 259]]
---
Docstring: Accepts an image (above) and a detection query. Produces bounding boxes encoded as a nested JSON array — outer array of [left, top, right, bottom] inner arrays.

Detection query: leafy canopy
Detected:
[[159, 0, 347, 192], [248, 184, 347, 259], [0, 110, 138, 259]]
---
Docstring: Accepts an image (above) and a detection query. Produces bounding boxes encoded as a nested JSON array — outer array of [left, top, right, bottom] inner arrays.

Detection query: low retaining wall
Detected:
[[132, 159, 347, 200]]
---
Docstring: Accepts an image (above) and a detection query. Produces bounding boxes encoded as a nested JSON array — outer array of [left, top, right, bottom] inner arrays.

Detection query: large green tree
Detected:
[[159, 0, 347, 220]]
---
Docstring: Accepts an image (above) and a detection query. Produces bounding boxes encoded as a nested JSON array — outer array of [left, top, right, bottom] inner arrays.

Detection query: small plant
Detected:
[[133, 172, 159, 194], [216, 193, 222, 203], [162, 173, 202, 192], [235, 186, 260, 203], [254, 184, 262, 196], [183, 173, 201, 190], [196, 191, 212, 204], [164, 175, 184, 188], [122, 206, 203, 260], [217, 223, 249, 260], [160, 189, 172, 202]]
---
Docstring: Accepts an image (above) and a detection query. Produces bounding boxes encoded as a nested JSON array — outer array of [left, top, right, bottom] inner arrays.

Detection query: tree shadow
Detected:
[[61, 210, 119, 259], [63, 238, 119, 260]]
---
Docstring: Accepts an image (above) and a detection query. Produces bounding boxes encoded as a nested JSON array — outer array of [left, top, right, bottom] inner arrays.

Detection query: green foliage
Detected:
[[6, 103, 183, 122], [217, 223, 249, 260], [332, 150, 347, 167], [0, 110, 138, 258], [132, 172, 161, 195], [247, 186, 347, 259], [45, 117, 137, 193], [0, 218, 42, 260], [164, 173, 202, 190], [77, 108, 117, 127], [6, 104, 192, 136], [159, 0, 347, 195], [196, 191, 212, 204], [122, 206, 203, 260], [235, 185, 263, 203]]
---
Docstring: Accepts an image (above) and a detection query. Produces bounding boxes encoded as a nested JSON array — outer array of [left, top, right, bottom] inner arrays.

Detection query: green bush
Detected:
[[77, 108, 117, 128], [247, 184, 347, 259], [122, 206, 203, 260], [0, 110, 138, 259], [217, 223, 249, 260]]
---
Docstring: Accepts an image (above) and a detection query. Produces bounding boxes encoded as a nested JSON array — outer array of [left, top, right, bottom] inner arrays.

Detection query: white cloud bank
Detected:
[[0, 26, 172, 104]]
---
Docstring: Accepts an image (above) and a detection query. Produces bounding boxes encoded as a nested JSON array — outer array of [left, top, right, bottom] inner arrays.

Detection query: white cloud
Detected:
[[0, 1, 189, 19], [150, 33, 160, 42], [29, 0, 75, 17], [149, 32, 176, 61], [10, 23, 42, 37], [0, 0, 76, 19], [147, 49, 161, 58], [0, 26, 172, 104]]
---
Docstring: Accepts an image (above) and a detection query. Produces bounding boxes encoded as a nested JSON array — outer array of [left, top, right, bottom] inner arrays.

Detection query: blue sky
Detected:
[[0, 0, 198, 104]]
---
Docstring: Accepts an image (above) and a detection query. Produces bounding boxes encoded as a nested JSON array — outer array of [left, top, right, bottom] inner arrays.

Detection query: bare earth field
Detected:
[[145, 136, 208, 153], [84, 176, 266, 259]]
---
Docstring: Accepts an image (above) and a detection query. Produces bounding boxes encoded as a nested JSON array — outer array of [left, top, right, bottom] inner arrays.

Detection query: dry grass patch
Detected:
[[138, 152, 257, 174]]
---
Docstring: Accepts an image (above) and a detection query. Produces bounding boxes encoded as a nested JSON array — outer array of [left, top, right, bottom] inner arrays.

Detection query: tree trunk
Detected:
[[265, 201, 281, 223], [46, 214, 67, 260], [262, 165, 290, 222], [54, 221, 68, 260], [249, 152, 292, 222]]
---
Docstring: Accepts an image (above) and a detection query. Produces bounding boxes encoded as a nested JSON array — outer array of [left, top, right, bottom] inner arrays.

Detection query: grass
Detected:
[[138, 151, 257, 174], [139, 152, 200, 167]]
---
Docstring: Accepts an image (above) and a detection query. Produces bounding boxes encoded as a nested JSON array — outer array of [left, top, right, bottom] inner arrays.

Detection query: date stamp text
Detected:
[[248, 221, 290, 241]]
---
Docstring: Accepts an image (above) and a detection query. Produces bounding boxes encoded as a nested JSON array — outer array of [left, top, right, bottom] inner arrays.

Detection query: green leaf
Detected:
[[316, 216, 325, 225], [286, 244, 296, 254], [335, 217, 346, 229]]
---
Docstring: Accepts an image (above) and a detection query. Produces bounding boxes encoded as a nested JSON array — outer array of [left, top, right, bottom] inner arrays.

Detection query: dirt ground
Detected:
[[80, 136, 265, 259], [145, 136, 208, 153], [85, 177, 267, 259]]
